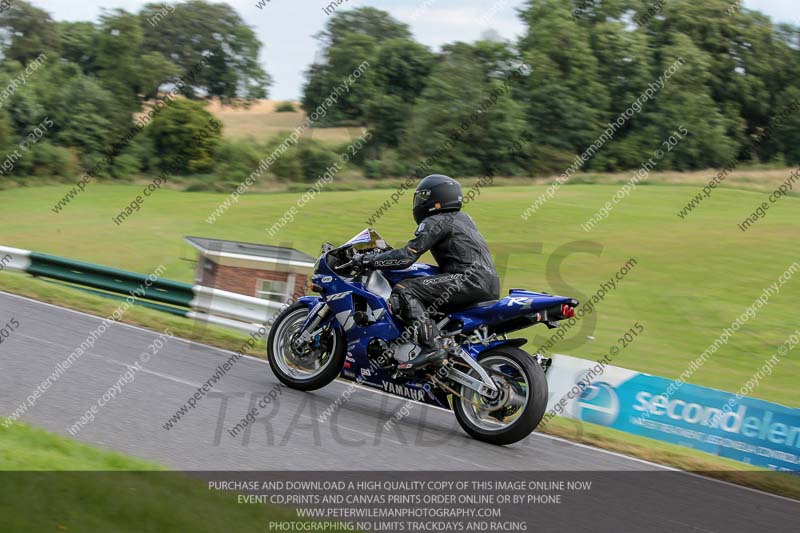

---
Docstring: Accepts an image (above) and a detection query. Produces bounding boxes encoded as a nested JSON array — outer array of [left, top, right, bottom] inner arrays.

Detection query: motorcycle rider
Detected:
[[358, 174, 500, 370]]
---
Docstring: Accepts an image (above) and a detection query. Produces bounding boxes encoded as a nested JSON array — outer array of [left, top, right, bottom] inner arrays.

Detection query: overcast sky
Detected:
[[30, 0, 800, 99]]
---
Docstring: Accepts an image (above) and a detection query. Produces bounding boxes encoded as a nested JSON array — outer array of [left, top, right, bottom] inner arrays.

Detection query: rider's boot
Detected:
[[397, 317, 446, 370]]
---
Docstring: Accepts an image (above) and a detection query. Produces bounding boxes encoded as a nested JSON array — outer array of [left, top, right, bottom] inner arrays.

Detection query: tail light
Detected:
[[561, 304, 575, 318]]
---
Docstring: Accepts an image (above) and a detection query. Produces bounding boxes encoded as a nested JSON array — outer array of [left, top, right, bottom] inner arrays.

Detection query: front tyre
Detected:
[[267, 302, 345, 391], [452, 346, 548, 446]]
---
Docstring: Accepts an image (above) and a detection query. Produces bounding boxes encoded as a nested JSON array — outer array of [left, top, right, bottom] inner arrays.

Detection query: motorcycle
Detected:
[[267, 228, 578, 445]]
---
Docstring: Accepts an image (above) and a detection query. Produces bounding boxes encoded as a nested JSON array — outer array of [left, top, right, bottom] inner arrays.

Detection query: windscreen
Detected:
[[344, 228, 391, 252]]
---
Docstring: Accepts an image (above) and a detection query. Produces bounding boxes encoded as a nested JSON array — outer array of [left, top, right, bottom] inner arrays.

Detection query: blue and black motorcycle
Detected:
[[267, 229, 578, 445]]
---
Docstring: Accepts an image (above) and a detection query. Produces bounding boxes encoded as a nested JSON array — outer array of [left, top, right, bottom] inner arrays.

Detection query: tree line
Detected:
[[303, 1, 800, 177], [0, 1, 267, 181]]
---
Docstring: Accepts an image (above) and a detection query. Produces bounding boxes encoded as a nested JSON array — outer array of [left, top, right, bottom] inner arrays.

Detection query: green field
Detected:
[[0, 420, 301, 532], [0, 180, 797, 407]]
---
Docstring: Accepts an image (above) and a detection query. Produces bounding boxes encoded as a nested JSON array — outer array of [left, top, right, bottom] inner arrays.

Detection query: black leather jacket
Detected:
[[369, 212, 498, 279]]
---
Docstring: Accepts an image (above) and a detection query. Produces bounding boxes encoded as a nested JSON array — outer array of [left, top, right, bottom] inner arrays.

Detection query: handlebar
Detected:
[[334, 259, 355, 273], [333, 252, 374, 274]]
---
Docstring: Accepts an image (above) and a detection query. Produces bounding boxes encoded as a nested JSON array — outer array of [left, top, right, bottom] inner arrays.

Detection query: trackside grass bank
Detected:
[[0, 420, 307, 532]]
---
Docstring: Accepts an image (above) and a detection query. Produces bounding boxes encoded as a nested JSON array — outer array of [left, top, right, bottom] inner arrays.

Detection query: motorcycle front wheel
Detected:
[[267, 302, 345, 391], [452, 346, 548, 445]]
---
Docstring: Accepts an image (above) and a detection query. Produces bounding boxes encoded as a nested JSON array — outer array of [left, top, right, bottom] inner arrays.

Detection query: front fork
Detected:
[[292, 302, 331, 351]]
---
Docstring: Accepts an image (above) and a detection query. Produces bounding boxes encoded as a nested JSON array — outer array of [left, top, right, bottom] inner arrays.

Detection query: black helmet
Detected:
[[413, 174, 463, 224]]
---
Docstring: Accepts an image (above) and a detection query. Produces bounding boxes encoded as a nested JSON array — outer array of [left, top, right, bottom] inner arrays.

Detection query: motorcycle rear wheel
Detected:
[[452, 346, 548, 445]]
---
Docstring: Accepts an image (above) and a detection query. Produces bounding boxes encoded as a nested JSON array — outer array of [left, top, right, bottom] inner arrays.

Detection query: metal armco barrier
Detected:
[[190, 286, 282, 324], [0, 246, 32, 273], [0, 245, 283, 336], [28, 252, 195, 308]]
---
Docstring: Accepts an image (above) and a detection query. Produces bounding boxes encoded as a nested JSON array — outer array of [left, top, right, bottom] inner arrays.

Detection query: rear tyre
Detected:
[[267, 302, 345, 391], [452, 346, 548, 445]]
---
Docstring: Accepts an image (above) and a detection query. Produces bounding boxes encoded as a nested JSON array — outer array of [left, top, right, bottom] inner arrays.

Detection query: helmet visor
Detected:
[[413, 189, 431, 209]]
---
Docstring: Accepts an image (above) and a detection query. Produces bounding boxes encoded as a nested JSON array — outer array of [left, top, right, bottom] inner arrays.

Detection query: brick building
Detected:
[[185, 236, 316, 302]]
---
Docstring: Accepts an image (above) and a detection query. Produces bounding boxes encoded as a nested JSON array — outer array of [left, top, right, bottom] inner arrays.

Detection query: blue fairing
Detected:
[[297, 295, 323, 307], [450, 289, 575, 335], [381, 263, 440, 285]]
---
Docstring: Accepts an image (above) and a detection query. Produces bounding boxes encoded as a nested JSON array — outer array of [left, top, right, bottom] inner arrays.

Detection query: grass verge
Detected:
[[0, 419, 304, 532]]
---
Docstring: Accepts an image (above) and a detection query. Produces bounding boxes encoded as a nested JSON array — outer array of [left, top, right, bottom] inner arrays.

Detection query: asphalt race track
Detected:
[[1, 291, 798, 531]]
